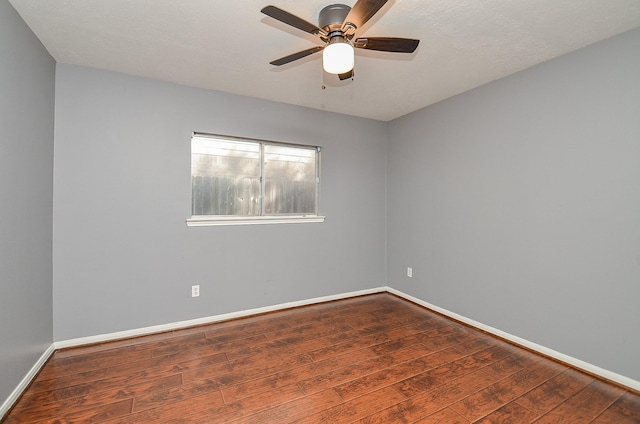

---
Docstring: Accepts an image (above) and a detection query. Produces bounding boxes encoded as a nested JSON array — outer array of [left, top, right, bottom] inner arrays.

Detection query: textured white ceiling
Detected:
[[8, 0, 640, 121]]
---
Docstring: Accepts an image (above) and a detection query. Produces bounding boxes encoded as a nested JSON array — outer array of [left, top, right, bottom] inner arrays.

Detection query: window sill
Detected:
[[186, 215, 326, 227]]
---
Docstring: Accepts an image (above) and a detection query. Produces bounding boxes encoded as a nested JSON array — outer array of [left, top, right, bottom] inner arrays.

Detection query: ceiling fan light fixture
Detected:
[[323, 40, 354, 75], [262, 2, 420, 79]]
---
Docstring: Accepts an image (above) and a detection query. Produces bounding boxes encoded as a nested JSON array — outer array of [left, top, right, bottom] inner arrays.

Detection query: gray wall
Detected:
[[387, 28, 640, 380], [52, 64, 387, 340], [0, 0, 55, 404]]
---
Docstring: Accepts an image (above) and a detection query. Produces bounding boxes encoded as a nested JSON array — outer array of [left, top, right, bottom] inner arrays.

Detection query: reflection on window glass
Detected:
[[264, 145, 317, 215], [191, 135, 319, 217]]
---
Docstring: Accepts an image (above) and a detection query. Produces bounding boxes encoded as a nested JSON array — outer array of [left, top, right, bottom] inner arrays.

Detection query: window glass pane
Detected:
[[263, 144, 317, 215], [191, 137, 260, 216]]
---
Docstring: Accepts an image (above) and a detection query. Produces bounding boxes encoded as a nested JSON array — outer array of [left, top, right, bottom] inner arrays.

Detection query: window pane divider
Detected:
[[259, 142, 265, 216]]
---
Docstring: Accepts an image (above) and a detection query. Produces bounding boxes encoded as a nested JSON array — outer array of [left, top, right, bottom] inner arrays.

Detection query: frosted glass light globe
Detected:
[[323, 42, 354, 74]]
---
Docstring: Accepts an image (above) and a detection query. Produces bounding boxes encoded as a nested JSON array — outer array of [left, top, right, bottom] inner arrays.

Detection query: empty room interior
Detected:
[[1, 0, 639, 422]]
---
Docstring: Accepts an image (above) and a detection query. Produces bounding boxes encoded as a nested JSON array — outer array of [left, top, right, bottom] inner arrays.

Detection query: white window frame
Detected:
[[187, 133, 325, 227]]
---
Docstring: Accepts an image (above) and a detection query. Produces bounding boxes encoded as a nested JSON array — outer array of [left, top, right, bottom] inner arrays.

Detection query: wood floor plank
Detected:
[[105, 350, 228, 379], [221, 347, 379, 403], [104, 390, 226, 423], [225, 332, 346, 361], [514, 367, 595, 417], [36, 348, 154, 380], [51, 336, 157, 359], [16, 373, 183, 418], [131, 378, 222, 413], [49, 345, 151, 367], [367, 333, 435, 356], [533, 379, 626, 423], [51, 331, 205, 361], [227, 389, 343, 424], [392, 345, 515, 399], [591, 391, 640, 423], [204, 319, 292, 343], [450, 359, 566, 421], [296, 354, 398, 395], [295, 386, 407, 424], [272, 305, 378, 331], [27, 368, 108, 395], [4, 293, 638, 424], [305, 323, 433, 362], [181, 352, 313, 387], [359, 368, 500, 423], [116, 383, 304, 424], [474, 402, 539, 423], [480, 348, 546, 380], [334, 347, 465, 401], [32, 398, 133, 424], [151, 333, 268, 359], [261, 322, 354, 345], [414, 407, 471, 423], [7, 375, 181, 423]]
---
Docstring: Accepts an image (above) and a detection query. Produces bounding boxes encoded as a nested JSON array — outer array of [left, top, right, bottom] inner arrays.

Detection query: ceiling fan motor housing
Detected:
[[319, 4, 351, 31]]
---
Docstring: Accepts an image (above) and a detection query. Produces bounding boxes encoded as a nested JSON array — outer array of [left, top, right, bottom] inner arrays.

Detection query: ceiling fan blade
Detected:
[[342, 0, 389, 30], [269, 46, 324, 66], [338, 69, 353, 80], [261, 6, 325, 37], [354, 37, 419, 53]]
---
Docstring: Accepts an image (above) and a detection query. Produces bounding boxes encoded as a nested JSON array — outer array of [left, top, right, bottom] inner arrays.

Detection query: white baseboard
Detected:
[[387, 287, 640, 392], [54, 287, 388, 350], [0, 343, 55, 419]]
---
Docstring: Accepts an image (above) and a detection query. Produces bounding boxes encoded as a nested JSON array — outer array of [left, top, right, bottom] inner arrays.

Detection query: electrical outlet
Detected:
[[191, 285, 200, 297], [407, 267, 413, 278]]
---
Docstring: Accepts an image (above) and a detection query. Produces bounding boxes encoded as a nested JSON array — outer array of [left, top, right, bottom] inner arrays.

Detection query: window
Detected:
[[187, 133, 324, 226]]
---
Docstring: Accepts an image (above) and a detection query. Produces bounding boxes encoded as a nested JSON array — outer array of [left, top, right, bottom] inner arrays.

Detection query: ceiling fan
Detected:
[[261, 0, 420, 80]]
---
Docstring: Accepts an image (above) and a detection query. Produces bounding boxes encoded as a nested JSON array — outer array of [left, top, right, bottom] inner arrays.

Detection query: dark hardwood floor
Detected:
[[3, 293, 640, 423]]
